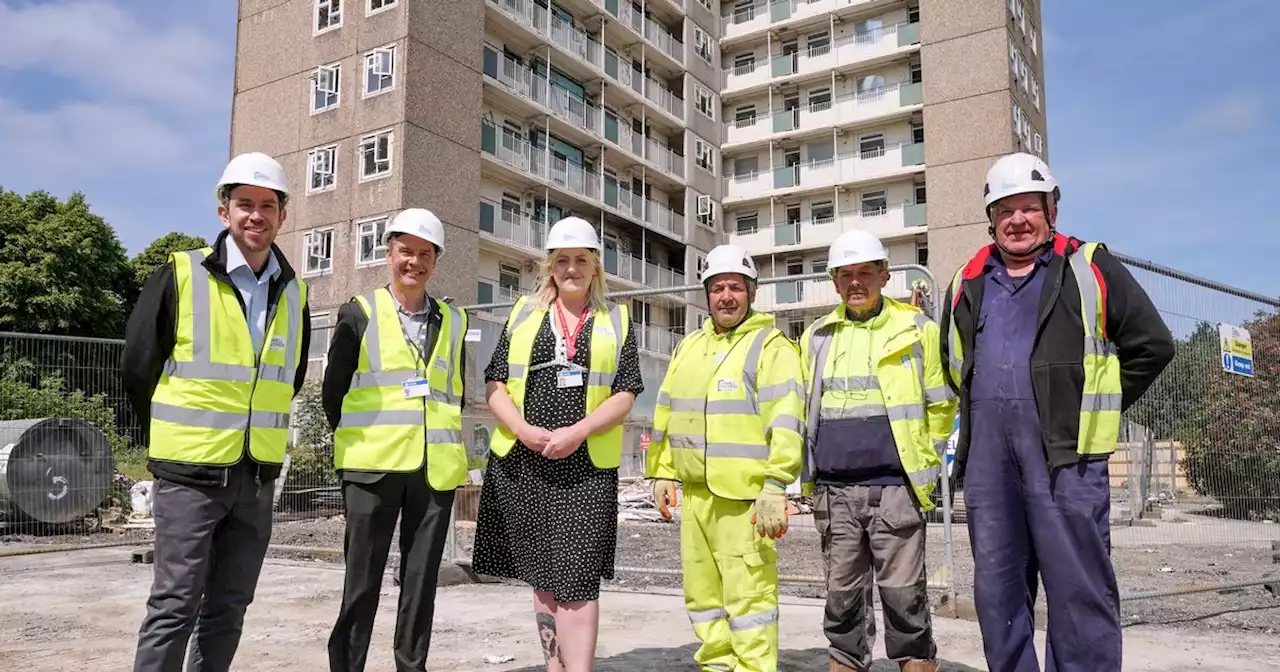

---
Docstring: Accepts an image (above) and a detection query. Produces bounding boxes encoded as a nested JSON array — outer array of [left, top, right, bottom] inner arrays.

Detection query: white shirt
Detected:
[[224, 238, 280, 354]]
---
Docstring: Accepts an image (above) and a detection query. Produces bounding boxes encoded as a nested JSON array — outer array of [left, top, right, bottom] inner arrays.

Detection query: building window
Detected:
[[359, 130, 393, 180], [734, 105, 757, 127], [858, 132, 885, 158], [811, 200, 834, 224], [733, 53, 755, 75], [911, 121, 924, 144], [364, 46, 396, 97], [1034, 132, 1044, 156], [916, 241, 929, 266], [1031, 75, 1041, 110], [499, 262, 522, 295], [695, 84, 715, 120], [915, 181, 927, 204], [309, 312, 331, 360], [909, 62, 922, 84], [787, 318, 804, 341], [860, 191, 887, 217], [368, 0, 396, 15], [908, 5, 920, 23], [695, 27, 713, 64], [304, 228, 334, 275], [697, 0, 713, 10], [695, 139, 715, 175], [807, 31, 831, 56], [357, 217, 388, 264], [312, 64, 340, 113], [1028, 24, 1039, 55], [695, 252, 707, 276], [307, 145, 338, 194], [315, 0, 342, 33], [696, 194, 716, 230], [735, 212, 758, 234], [808, 87, 832, 110]]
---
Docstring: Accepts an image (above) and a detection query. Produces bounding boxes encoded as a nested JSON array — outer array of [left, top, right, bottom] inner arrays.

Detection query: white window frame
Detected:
[[363, 45, 397, 98], [1033, 132, 1044, 156], [694, 83, 715, 121], [303, 228, 335, 276], [694, 138, 716, 175], [356, 216, 390, 266], [367, 0, 397, 16], [307, 145, 338, 194], [735, 212, 759, 234], [697, 0, 713, 11], [359, 130, 394, 181], [311, 64, 341, 113], [695, 194, 716, 230], [694, 27, 713, 64], [810, 200, 834, 224], [308, 311, 332, 366], [315, 0, 343, 35], [1028, 23, 1039, 55]]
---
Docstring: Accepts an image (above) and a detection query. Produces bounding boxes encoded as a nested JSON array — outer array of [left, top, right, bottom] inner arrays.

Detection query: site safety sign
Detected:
[[1218, 323, 1254, 377]]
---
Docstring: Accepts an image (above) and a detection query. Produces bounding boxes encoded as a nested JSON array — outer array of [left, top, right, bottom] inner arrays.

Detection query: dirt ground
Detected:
[[1, 548, 1279, 672]]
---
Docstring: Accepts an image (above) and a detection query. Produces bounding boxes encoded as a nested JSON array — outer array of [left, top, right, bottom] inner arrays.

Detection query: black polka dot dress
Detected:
[[472, 311, 644, 603]]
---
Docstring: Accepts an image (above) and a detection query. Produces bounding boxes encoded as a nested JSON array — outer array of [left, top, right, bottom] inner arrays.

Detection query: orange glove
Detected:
[[652, 479, 679, 521]]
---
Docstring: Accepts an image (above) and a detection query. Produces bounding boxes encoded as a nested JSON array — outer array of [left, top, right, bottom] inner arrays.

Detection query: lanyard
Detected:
[[555, 300, 589, 361], [397, 305, 431, 372]]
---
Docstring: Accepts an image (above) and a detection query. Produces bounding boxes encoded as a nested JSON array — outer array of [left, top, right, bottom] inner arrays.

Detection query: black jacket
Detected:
[[321, 290, 466, 483], [121, 230, 311, 487], [940, 235, 1175, 481]]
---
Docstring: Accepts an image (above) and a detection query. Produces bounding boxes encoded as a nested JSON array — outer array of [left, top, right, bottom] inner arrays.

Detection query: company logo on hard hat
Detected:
[[254, 171, 270, 181]]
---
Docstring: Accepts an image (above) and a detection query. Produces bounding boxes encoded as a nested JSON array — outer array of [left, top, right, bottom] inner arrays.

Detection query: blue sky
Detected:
[[0, 0, 1277, 305]]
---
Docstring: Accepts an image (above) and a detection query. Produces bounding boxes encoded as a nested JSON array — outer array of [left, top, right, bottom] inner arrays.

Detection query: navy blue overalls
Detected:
[[965, 251, 1122, 672]]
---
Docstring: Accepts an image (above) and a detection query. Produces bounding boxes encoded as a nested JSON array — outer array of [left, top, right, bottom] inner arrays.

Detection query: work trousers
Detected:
[[966, 399, 1121, 672], [814, 483, 935, 671], [328, 470, 456, 672], [681, 483, 781, 672], [133, 463, 275, 672]]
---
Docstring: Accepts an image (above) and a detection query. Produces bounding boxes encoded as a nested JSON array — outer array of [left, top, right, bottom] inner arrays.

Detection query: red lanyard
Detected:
[[555, 301, 589, 361]]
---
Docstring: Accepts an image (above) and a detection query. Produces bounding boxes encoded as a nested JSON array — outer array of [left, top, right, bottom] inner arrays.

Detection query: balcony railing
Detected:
[[636, 324, 684, 353], [477, 278, 530, 307], [725, 82, 922, 145], [478, 199, 548, 251], [646, 137, 685, 178], [722, 20, 918, 92], [643, 15, 685, 64], [723, 142, 926, 201], [486, 49, 605, 140], [729, 201, 927, 255]]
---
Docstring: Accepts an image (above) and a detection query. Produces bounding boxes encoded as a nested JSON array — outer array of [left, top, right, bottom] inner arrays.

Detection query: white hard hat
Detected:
[[700, 244, 757, 283], [827, 230, 888, 271], [383, 208, 446, 254], [216, 152, 290, 202], [983, 152, 1061, 208], [546, 216, 601, 251]]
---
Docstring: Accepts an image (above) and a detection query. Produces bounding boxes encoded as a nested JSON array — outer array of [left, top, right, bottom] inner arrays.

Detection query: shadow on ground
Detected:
[[505, 644, 985, 671]]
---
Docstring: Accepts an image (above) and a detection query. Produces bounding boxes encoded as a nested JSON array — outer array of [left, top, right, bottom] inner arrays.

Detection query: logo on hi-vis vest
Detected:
[[269, 336, 286, 350], [716, 379, 739, 393]]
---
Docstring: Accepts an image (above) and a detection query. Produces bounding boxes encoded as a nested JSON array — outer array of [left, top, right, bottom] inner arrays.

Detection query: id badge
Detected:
[[557, 370, 585, 388], [402, 377, 431, 399]]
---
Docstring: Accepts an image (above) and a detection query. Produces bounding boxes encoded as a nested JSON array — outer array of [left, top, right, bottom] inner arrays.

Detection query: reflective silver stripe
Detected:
[[822, 375, 878, 391], [163, 360, 253, 382], [757, 379, 803, 402], [1083, 392, 1123, 412], [352, 370, 420, 388], [657, 390, 670, 407], [587, 371, 616, 387], [187, 250, 212, 362], [259, 364, 291, 383], [933, 438, 948, 455], [887, 404, 926, 421], [1084, 337, 1118, 357], [670, 435, 705, 449], [924, 385, 951, 404], [338, 409, 422, 427], [651, 429, 665, 443], [705, 665, 733, 672], [428, 429, 463, 444], [608, 303, 626, 366], [1069, 248, 1102, 340], [151, 402, 247, 431], [278, 277, 302, 379], [819, 406, 887, 421], [442, 301, 464, 405], [707, 443, 770, 460], [362, 291, 383, 371], [768, 413, 804, 436], [250, 411, 291, 429], [728, 608, 778, 632], [688, 607, 728, 625], [508, 296, 539, 336], [667, 397, 756, 414], [508, 363, 528, 379], [908, 463, 942, 486], [741, 327, 772, 415], [803, 323, 837, 485]]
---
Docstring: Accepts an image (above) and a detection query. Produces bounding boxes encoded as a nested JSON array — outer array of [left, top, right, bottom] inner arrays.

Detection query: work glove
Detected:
[[751, 480, 789, 539], [652, 479, 679, 521]]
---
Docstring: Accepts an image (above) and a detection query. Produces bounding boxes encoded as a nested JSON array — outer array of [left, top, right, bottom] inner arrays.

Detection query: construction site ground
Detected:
[[1, 547, 1279, 671]]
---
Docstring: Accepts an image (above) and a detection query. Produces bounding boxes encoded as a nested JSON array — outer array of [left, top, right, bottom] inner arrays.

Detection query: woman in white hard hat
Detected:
[[473, 215, 642, 671]]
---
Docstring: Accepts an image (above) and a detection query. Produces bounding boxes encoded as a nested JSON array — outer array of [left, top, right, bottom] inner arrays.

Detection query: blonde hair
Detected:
[[536, 249, 609, 314]]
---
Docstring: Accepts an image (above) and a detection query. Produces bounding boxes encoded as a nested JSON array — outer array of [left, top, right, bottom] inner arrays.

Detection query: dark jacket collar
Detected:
[[204, 228, 298, 286], [961, 232, 1083, 281]]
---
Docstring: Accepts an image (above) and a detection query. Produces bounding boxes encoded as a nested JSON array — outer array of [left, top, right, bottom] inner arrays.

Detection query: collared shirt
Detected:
[[392, 289, 441, 366], [224, 238, 280, 354], [970, 249, 1052, 402]]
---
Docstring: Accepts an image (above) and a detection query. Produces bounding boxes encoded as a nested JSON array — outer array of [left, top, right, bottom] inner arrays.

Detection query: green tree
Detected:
[[0, 188, 134, 337], [131, 232, 208, 289], [285, 381, 339, 501], [1125, 321, 1218, 440], [1180, 311, 1280, 518]]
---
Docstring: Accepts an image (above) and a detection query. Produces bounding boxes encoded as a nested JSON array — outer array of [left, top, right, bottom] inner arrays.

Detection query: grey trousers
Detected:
[[133, 466, 274, 672], [814, 484, 936, 670]]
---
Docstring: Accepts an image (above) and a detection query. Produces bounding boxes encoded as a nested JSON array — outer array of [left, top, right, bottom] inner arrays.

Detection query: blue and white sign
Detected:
[[1218, 323, 1254, 378], [945, 416, 960, 477]]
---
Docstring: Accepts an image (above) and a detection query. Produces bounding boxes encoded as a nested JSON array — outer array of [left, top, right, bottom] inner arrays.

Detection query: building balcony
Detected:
[[635, 324, 684, 354], [724, 82, 923, 149], [730, 202, 927, 256], [723, 142, 926, 205], [722, 21, 920, 97], [599, 0, 686, 71], [486, 0, 686, 126], [484, 50, 604, 142], [476, 278, 530, 308], [604, 249, 687, 294], [481, 119, 688, 241], [721, 0, 914, 44], [478, 199, 548, 256]]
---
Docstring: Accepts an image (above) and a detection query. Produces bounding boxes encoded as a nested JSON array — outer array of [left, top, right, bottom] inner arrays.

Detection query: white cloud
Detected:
[[0, 0, 227, 108]]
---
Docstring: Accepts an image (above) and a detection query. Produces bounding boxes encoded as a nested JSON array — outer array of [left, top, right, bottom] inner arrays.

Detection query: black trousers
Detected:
[[327, 471, 456, 672]]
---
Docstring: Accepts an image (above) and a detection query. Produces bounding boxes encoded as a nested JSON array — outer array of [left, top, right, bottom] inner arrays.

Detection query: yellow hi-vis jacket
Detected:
[[646, 311, 805, 501], [799, 298, 956, 509], [148, 248, 307, 467], [332, 288, 469, 491], [489, 295, 631, 469]]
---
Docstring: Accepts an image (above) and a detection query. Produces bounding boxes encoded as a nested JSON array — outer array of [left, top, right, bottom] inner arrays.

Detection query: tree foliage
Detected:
[[1179, 311, 1280, 519], [0, 188, 134, 338], [287, 381, 339, 494], [1125, 321, 1218, 440], [131, 232, 208, 289]]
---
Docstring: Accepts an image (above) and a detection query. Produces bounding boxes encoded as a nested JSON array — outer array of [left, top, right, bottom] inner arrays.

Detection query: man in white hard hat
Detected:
[[322, 208, 469, 672], [647, 244, 805, 672], [940, 153, 1173, 672], [799, 229, 955, 672], [124, 151, 312, 671]]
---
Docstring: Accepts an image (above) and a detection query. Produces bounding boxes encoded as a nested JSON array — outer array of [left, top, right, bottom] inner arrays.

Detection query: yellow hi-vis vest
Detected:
[[332, 288, 468, 490], [800, 298, 955, 509], [945, 240, 1123, 456], [489, 295, 630, 469], [148, 248, 307, 467], [646, 311, 806, 501]]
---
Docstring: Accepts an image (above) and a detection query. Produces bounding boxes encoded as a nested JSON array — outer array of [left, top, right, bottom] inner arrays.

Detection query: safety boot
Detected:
[[899, 660, 940, 672], [828, 656, 868, 672]]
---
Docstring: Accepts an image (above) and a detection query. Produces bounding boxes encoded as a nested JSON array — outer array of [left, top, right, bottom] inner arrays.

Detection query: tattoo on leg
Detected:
[[536, 612, 561, 664]]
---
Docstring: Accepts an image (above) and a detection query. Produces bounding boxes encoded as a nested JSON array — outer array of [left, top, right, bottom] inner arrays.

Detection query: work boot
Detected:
[[899, 660, 940, 672], [828, 656, 867, 672]]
